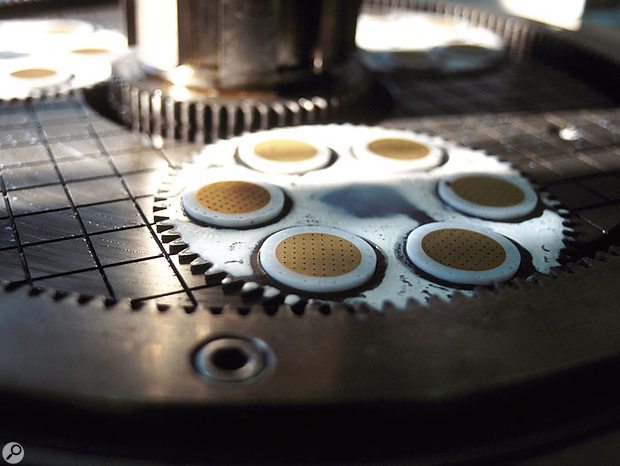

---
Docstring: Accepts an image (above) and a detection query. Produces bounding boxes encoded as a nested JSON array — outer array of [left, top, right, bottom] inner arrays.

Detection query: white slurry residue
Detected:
[[169, 125, 567, 309]]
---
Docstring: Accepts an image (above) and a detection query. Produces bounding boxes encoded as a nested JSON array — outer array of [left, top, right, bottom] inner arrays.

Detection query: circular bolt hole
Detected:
[[211, 347, 249, 371], [194, 336, 272, 382]]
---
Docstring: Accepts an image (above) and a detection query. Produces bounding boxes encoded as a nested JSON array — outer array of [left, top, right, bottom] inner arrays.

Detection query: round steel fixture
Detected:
[[110, 0, 370, 142], [194, 336, 273, 382]]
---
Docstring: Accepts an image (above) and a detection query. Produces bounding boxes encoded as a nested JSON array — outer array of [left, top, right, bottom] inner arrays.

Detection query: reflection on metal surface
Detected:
[[157, 125, 567, 309], [194, 336, 273, 383], [500, 0, 586, 30]]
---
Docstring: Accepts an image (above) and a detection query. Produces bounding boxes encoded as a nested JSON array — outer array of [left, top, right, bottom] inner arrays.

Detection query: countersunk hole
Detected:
[[194, 336, 273, 383], [211, 347, 249, 371]]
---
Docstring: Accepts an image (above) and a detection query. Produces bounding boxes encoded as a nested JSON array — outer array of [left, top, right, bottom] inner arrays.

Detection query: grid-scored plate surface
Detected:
[[1, 8, 620, 309]]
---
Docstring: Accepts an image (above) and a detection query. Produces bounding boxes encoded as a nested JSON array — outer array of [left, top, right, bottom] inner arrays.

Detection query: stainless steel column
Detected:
[[126, 0, 362, 90]]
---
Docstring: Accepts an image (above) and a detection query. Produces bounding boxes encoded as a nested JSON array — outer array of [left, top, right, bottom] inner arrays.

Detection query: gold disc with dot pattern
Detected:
[[421, 228, 506, 271], [195, 181, 271, 214], [10, 68, 58, 79], [238, 134, 331, 174], [253, 139, 318, 163], [352, 131, 443, 171], [182, 180, 285, 228], [259, 226, 377, 293], [367, 138, 431, 160], [406, 222, 521, 285], [438, 173, 538, 220], [449, 175, 525, 208], [275, 233, 362, 277]]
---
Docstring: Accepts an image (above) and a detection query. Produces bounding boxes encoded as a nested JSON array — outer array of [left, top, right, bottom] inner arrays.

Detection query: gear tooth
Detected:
[[27, 286, 45, 297], [471, 284, 493, 299], [240, 104, 253, 133], [330, 302, 354, 315], [298, 98, 315, 124], [157, 188, 173, 197], [156, 223, 173, 233], [130, 299, 147, 311], [139, 89, 151, 133], [562, 228, 576, 237], [271, 102, 286, 127], [317, 302, 332, 315], [494, 280, 518, 293], [261, 285, 281, 301], [161, 230, 181, 243], [353, 301, 375, 314], [275, 303, 293, 315], [206, 305, 223, 315], [508, 276, 528, 289], [3, 281, 27, 293], [255, 103, 269, 130], [283, 294, 306, 314], [178, 249, 199, 264], [156, 219, 175, 232], [240, 281, 262, 297], [448, 289, 471, 302], [193, 101, 205, 143], [221, 304, 239, 315], [286, 101, 302, 126], [178, 100, 190, 141], [151, 90, 163, 138], [246, 303, 264, 315], [304, 301, 322, 315], [168, 239, 189, 254], [103, 296, 122, 308], [156, 302, 171, 312], [208, 103, 221, 142], [204, 268, 227, 286], [312, 96, 329, 120], [576, 257, 594, 268], [49, 288, 70, 301], [594, 250, 610, 262], [221, 276, 244, 294], [164, 96, 176, 140], [380, 300, 400, 314], [425, 293, 448, 307], [75, 293, 96, 305], [190, 257, 212, 274], [153, 212, 171, 223], [152, 201, 169, 212]]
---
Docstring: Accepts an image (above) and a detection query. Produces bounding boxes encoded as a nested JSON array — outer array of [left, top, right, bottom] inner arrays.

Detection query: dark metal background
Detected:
[[1, 1, 620, 464]]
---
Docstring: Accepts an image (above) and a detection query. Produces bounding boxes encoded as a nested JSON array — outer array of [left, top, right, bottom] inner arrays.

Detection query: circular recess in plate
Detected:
[[352, 133, 443, 171], [259, 226, 377, 293], [406, 221, 521, 285], [238, 136, 331, 174], [438, 173, 538, 220], [182, 180, 285, 228]]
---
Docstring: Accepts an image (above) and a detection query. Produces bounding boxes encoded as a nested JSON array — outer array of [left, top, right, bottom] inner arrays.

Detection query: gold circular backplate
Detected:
[[254, 139, 318, 162], [71, 48, 111, 55], [421, 228, 506, 271], [449, 175, 525, 207], [10, 68, 58, 79], [367, 138, 430, 160], [276, 233, 362, 277], [195, 181, 271, 214]]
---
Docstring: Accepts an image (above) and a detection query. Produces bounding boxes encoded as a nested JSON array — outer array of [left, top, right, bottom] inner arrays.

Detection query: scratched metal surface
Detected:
[[1, 60, 619, 309], [1, 2, 620, 465]]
